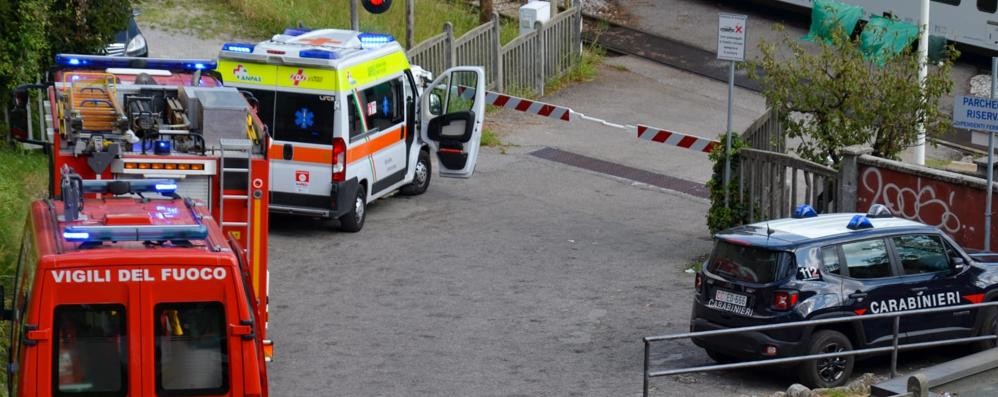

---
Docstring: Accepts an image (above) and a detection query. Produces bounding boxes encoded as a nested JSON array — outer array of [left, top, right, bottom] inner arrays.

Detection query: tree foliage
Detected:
[[746, 25, 957, 165], [706, 133, 749, 234], [0, 0, 129, 113]]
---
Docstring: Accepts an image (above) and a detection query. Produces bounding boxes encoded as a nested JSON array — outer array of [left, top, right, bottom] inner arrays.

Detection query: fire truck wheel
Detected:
[[339, 185, 367, 233], [400, 150, 431, 196], [798, 330, 854, 389]]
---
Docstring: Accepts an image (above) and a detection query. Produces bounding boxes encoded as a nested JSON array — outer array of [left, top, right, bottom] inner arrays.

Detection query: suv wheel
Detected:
[[338, 185, 367, 233], [799, 330, 854, 388], [973, 305, 998, 351], [400, 150, 431, 196]]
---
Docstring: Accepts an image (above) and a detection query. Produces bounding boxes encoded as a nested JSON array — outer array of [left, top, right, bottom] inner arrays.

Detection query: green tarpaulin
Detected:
[[859, 16, 918, 64], [802, 0, 864, 44]]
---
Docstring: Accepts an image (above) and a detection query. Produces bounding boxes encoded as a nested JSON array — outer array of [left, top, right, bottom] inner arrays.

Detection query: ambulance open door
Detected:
[[418, 67, 486, 178]]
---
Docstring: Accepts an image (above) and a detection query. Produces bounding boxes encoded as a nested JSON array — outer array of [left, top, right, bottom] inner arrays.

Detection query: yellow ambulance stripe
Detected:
[[218, 50, 411, 92]]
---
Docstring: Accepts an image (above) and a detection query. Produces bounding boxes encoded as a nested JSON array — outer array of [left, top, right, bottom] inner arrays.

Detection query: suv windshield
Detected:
[[707, 241, 787, 283]]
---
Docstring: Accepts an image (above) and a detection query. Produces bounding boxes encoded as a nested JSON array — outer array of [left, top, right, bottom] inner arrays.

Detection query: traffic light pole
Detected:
[[351, 0, 360, 30]]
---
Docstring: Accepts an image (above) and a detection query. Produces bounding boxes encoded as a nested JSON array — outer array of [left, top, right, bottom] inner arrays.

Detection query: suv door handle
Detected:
[[910, 287, 929, 292], [848, 292, 868, 299]]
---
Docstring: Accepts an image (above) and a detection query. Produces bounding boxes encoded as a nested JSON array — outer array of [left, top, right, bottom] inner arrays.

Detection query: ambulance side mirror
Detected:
[[429, 93, 442, 116], [0, 286, 10, 321]]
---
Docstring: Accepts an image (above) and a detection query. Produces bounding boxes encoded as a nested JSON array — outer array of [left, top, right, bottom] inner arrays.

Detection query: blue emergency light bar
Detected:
[[299, 49, 338, 60], [284, 27, 312, 36], [847, 215, 874, 230], [792, 204, 818, 219], [358, 33, 395, 47], [55, 54, 216, 71], [63, 224, 209, 242], [81, 179, 178, 195], [222, 43, 256, 53]]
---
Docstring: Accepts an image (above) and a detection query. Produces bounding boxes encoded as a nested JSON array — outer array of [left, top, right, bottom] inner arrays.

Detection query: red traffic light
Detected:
[[362, 0, 392, 14]]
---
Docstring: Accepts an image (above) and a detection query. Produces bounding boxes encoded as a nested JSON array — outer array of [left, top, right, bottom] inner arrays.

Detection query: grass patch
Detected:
[[481, 127, 502, 147], [545, 45, 605, 93], [210, 0, 517, 44], [684, 253, 710, 273], [925, 158, 952, 170], [137, 0, 261, 39]]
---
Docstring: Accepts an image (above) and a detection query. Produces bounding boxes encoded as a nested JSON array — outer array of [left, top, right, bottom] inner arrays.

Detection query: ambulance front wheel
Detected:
[[339, 185, 367, 233], [400, 150, 431, 196]]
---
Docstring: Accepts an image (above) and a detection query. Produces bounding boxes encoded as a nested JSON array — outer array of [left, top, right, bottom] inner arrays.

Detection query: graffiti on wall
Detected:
[[858, 165, 993, 250]]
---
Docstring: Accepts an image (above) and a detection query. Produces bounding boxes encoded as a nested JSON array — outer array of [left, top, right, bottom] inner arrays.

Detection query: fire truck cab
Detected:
[[1, 175, 268, 396], [218, 29, 486, 232]]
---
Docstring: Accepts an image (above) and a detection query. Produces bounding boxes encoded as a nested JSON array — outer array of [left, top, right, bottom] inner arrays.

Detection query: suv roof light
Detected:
[[55, 54, 216, 71], [64, 224, 208, 242], [847, 215, 874, 230], [866, 204, 893, 218], [792, 204, 818, 219]]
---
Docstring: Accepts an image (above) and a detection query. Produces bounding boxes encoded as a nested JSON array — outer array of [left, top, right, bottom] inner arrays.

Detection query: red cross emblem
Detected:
[[299, 37, 340, 46], [290, 68, 306, 86]]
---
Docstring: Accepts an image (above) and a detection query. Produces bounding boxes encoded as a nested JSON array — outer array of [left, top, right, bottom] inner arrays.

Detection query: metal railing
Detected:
[[738, 148, 839, 222], [642, 302, 998, 397], [407, 4, 583, 95]]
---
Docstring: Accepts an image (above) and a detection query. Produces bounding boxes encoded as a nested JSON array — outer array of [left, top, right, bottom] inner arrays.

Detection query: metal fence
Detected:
[[642, 302, 998, 397], [738, 148, 839, 222], [407, 5, 583, 96]]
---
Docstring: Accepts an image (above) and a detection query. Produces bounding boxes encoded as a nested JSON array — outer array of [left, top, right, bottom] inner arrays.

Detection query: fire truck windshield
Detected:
[[54, 304, 126, 396]]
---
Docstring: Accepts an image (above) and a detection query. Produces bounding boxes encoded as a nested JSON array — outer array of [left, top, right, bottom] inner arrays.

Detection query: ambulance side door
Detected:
[[351, 76, 409, 194], [419, 67, 486, 178]]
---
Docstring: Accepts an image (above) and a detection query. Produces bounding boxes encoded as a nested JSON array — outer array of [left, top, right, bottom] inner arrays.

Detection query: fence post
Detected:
[[535, 20, 545, 96], [643, 339, 650, 397], [837, 146, 873, 213], [3, 107, 10, 145], [575, 0, 583, 60], [444, 22, 455, 69], [493, 12, 504, 92]]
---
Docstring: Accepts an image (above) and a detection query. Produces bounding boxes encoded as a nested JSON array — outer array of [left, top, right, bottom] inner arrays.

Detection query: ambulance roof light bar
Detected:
[[81, 179, 178, 196], [222, 43, 256, 54], [55, 54, 216, 72], [358, 33, 395, 48], [63, 224, 209, 242]]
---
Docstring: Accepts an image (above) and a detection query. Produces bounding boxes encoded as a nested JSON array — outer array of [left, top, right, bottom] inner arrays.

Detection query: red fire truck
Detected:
[[5, 54, 272, 396]]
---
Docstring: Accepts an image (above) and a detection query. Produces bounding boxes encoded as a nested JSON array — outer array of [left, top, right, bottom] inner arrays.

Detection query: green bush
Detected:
[[706, 132, 749, 235]]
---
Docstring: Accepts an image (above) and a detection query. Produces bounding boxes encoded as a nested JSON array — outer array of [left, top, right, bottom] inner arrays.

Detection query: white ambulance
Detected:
[[218, 29, 485, 232]]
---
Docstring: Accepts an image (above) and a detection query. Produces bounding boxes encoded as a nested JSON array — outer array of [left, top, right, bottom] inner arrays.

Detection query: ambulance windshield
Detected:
[[272, 91, 335, 144], [155, 302, 228, 394], [54, 304, 127, 396]]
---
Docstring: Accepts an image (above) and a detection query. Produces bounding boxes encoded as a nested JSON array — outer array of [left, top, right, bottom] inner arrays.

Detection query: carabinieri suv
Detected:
[[690, 204, 998, 388]]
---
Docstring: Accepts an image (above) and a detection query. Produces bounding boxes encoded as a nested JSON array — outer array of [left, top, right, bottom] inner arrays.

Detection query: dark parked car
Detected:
[[105, 10, 147, 57], [690, 204, 998, 388]]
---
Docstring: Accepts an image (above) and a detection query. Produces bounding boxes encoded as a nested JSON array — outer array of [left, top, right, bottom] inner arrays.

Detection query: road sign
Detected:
[[954, 95, 998, 133], [717, 14, 747, 62]]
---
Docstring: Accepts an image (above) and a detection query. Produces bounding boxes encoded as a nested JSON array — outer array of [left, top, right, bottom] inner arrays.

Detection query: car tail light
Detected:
[[772, 290, 799, 311], [332, 137, 346, 182], [694, 273, 703, 293]]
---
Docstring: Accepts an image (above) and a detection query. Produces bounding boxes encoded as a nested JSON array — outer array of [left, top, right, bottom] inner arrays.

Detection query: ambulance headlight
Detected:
[[126, 34, 147, 56]]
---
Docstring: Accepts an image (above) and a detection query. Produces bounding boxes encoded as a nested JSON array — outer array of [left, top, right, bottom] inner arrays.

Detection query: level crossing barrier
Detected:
[[641, 302, 998, 397]]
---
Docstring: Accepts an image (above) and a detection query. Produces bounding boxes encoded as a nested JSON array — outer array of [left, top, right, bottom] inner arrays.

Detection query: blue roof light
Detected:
[[55, 54, 216, 72], [358, 32, 395, 47], [222, 43, 255, 53], [866, 204, 893, 218], [64, 225, 209, 243], [63, 231, 91, 241], [299, 49, 338, 60], [81, 179, 178, 196], [155, 183, 178, 193], [283, 28, 312, 36], [792, 204, 818, 219], [847, 215, 874, 230]]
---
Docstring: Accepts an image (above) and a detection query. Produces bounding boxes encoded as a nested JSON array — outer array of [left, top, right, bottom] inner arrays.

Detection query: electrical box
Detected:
[[519, 1, 551, 35]]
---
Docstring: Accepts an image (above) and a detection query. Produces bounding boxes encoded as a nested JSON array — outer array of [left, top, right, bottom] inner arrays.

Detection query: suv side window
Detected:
[[821, 246, 841, 275], [891, 234, 950, 275], [841, 239, 894, 279]]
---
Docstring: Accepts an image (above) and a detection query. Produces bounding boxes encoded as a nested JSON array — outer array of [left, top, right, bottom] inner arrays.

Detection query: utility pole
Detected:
[[914, 0, 930, 165], [351, 0, 360, 30], [406, 0, 414, 49]]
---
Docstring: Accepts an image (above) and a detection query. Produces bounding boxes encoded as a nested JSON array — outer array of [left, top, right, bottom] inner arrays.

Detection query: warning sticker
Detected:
[[295, 170, 310, 193]]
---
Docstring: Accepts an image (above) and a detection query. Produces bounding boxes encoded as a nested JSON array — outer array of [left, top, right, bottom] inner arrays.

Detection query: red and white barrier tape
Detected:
[[636, 125, 719, 153], [461, 87, 718, 154]]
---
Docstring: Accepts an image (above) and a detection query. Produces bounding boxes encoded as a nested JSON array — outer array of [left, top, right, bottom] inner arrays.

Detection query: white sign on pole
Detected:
[[954, 95, 998, 133], [717, 14, 747, 62]]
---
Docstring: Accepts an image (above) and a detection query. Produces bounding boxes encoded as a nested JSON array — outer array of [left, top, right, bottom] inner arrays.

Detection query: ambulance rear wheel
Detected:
[[339, 185, 366, 233], [400, 150, 431, 196]]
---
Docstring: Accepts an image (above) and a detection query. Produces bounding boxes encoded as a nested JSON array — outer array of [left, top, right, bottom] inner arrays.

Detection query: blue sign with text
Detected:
[[954, 95, 998, 133]]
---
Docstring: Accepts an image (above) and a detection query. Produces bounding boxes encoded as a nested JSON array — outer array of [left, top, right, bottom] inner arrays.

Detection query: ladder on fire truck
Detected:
[[63, 73, 125, 133], [219, 138, 254, 255]]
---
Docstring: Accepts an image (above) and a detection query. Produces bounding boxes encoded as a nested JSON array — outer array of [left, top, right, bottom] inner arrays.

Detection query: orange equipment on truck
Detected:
[[1, 171, 269, 396]]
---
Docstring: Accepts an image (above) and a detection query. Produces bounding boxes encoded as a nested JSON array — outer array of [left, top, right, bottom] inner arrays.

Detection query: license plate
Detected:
[[715, 289, 748, 307]]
